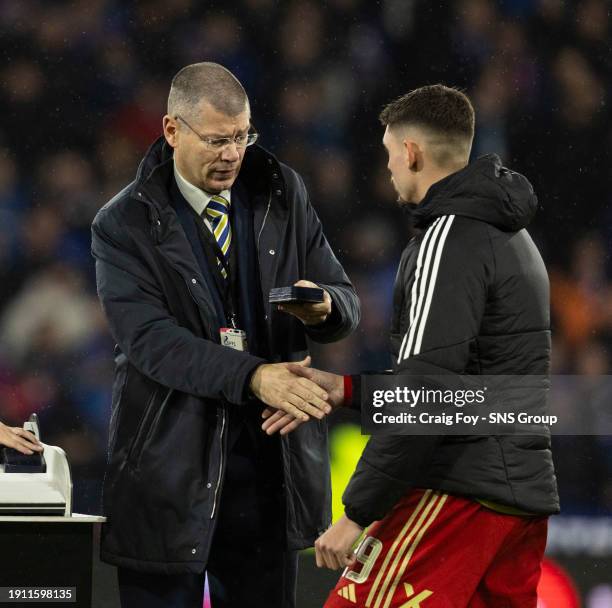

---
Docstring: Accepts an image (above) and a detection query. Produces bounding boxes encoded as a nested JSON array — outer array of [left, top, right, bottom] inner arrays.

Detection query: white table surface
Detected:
[[0, 513, 105, 523]]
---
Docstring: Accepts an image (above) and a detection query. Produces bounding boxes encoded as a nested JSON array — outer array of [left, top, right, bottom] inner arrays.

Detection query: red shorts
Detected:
[[325, 489, 548, 608]]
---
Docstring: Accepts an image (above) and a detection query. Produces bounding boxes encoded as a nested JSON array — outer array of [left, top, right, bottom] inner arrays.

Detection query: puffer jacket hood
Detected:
[[412, 154, 538, 232]]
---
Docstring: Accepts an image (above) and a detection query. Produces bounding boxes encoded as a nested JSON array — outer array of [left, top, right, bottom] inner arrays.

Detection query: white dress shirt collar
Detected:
[[173, 159, 231, 216]]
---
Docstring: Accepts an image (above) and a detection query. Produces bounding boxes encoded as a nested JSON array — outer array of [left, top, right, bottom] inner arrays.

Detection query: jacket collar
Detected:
[[130, 136, 287, 210], [410, 154, 538, 232]]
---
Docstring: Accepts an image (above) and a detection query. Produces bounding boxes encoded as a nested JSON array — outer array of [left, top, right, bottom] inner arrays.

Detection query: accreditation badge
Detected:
[[220, 327, 248, 351]]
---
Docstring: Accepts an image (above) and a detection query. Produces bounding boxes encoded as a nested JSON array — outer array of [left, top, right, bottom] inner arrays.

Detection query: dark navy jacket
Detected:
[[91, 137, 360, 574]]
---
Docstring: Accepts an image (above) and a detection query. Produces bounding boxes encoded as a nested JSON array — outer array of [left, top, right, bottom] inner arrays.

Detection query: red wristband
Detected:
[[343, 375, 353, 407]]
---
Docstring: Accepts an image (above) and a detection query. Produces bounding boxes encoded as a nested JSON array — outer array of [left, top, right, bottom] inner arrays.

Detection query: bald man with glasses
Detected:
[[91, 62, 359, 607]]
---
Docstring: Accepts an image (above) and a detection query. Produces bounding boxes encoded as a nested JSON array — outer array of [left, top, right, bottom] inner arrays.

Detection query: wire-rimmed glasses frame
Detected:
[[175, 114, 258, 151]]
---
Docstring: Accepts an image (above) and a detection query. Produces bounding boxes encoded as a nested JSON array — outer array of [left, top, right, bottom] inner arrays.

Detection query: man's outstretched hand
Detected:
[[261, 365, 345, 435], [250, 356, 332, 422]]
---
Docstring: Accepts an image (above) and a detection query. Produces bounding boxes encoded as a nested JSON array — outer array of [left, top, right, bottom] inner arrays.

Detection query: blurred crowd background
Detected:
[[0, 0, 611, 516]]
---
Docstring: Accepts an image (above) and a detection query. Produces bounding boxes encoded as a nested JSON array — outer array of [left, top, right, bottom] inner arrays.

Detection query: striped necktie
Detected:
[[204, 194, 232, 279]]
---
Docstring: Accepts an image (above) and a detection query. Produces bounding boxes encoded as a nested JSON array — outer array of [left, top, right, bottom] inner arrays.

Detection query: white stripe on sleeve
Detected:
[[398, 215, 455, 362], [412, 215, 455, 356], [397, 218, 442, 362]]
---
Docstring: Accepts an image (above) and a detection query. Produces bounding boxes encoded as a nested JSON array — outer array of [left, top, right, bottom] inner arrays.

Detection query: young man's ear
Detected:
[[403, 139, 421, 172]]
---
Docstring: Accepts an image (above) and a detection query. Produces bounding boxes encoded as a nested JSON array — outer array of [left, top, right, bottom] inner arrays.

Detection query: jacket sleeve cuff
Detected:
[[303, 290, 341, 334], [237, 358, 267, 405], [344, 505, 373, 529], [304, 283, 356, 343]]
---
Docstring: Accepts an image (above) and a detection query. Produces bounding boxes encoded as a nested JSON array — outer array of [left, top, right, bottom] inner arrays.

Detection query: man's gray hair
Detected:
[[167, 62, 249, 120]]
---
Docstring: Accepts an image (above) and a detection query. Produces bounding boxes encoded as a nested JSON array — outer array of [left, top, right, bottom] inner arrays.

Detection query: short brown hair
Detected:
[[380, 84, 474, 137], [168, 62, 249, 120], [380, 85, 475, 166]]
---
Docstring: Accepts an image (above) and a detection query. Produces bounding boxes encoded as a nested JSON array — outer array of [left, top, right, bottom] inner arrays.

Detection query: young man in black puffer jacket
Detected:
[[264, 84, 559, 608]]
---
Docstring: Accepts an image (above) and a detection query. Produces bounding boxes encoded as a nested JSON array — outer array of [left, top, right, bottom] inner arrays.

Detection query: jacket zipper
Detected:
[[255, 191, 290, 524], [210, 410, 226, 519], [256, 192, 272, 252], [256, 191, 273, 325], [184, 277, 226, 520], [145, 194, 229, 520]]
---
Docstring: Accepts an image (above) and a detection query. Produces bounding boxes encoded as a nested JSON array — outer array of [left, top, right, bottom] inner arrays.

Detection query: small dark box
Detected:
[[269, 286, 325, 304]]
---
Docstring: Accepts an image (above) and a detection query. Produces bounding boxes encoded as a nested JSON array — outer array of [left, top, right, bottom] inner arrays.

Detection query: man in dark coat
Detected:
[[91, 62, 360, 608], [265, 85, 558, 608]]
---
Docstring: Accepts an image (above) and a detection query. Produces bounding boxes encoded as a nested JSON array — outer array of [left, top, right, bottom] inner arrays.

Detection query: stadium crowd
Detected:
[[0, 0, 610, 514]]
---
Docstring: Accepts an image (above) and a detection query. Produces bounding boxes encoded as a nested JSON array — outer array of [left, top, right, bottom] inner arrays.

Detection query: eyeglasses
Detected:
[[175, 114, 259, 151]]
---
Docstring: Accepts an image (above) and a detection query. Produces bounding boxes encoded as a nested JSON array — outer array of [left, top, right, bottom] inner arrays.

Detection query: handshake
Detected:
[[249, 357, 345, 436]]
